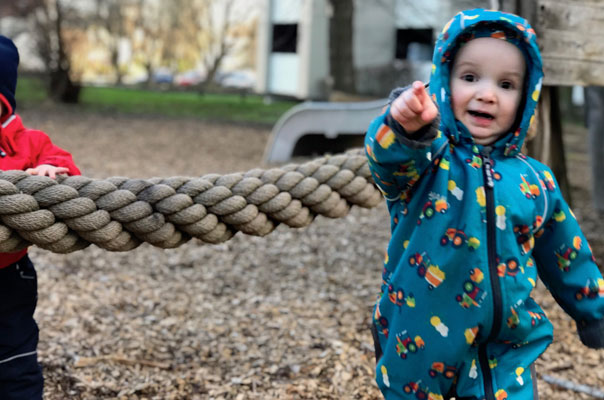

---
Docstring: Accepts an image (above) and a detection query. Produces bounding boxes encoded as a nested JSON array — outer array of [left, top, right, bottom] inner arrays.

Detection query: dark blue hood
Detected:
[[0, 35, 19, 117]]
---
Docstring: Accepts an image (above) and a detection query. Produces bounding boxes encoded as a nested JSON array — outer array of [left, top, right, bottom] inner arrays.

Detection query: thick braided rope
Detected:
[[0, 149, 382, 253]]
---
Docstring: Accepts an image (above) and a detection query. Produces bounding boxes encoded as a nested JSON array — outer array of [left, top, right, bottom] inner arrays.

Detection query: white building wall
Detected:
[[257, 0, 329, 99], [258, 0, 491, 99], [267, 0, 302, 96], [272, 0, 302, 21], [353, 0, 396, 69], [394, 0, 441, 29], [268, 53, 299, 95]]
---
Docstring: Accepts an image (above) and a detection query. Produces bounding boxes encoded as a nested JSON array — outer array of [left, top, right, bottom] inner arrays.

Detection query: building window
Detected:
[[272, 24, 298, 53], [396, 28, 433, 60]]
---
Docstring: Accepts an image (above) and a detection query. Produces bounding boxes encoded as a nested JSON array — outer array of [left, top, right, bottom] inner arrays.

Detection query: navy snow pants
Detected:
[[0, 255, 44, 399]]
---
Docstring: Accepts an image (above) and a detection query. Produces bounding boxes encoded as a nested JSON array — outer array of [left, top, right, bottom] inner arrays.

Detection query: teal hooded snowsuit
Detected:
[[365, 9, 604, 400]]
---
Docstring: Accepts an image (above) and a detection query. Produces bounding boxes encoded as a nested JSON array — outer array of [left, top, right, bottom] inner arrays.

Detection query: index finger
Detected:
[[411, 81, 430, 102]]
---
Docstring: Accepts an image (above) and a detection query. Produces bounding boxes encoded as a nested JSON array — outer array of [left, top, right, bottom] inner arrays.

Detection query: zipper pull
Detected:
[[482, 147, 494, 189], [484, 160, 494, 188]]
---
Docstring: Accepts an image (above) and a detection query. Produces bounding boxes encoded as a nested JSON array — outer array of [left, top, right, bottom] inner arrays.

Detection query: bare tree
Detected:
[[38, 0, 83, 102], [197, 0, 237, 91], [143, 0, 248, 91], [162, 0, 238, 91], [6, 0, 82, 103], [93, 0, 129, 85], [131, 0, 168, 86], [6, 0, 254, 93]]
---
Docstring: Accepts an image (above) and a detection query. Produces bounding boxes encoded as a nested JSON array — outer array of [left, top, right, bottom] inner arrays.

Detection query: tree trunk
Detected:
[[50, 67, 80, 103], [198, 46, 227, 94], [48, 0, 80, 103], [584, 86, 604, 212], [500, 0, 537, 22], [112, 46, 122, 85], [328, 0, 355, 94]]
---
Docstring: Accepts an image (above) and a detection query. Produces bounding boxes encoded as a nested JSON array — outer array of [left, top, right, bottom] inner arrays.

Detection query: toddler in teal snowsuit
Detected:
[[365, 9, 604, 400]]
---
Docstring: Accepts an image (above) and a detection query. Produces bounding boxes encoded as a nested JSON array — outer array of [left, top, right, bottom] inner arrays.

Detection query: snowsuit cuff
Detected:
[[577, 318, 604, 348]]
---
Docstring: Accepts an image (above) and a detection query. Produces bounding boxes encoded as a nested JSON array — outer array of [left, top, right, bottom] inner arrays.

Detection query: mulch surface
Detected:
[[15, 106, 604, 399]]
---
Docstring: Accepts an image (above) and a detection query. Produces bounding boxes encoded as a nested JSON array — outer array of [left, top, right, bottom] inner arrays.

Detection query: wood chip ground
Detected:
[[17, 106, 604, 399]]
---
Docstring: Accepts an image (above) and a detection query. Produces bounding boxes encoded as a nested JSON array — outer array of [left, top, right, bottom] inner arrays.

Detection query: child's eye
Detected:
[[461, 74, 475, 82], [500, 81, 514, 90]]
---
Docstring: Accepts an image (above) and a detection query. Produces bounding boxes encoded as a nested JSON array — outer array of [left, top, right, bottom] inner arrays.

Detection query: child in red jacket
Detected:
[[0, 35, 80, 399]]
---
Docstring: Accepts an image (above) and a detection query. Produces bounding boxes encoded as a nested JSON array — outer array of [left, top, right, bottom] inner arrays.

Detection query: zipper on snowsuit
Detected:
[[479, 147, 502, 400]]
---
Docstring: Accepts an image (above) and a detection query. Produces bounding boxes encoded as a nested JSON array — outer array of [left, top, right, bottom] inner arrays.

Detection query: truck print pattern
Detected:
[[366, 8, 604, 400]]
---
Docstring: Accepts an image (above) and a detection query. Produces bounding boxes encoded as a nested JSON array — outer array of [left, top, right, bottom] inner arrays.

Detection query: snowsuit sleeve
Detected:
[[364, 106, 439, 201], [29, 130, 80, 175], [532, 166, 604, 348]]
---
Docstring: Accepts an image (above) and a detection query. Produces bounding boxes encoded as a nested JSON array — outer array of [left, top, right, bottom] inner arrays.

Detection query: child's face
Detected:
[[450, 37, 526, 145]]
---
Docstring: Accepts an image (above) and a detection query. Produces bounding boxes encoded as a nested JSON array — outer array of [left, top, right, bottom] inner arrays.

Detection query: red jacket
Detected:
[[0, 114, 80, 268]]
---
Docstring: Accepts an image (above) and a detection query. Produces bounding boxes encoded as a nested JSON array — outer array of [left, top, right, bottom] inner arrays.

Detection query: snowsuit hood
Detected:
[[0, 35, 19, 121], [430, 9, 543, 156]]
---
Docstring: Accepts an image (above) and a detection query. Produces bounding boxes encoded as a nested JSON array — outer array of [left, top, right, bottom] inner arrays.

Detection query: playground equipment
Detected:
[[263, 98, 387, 163], [0, 150, 380, 253]]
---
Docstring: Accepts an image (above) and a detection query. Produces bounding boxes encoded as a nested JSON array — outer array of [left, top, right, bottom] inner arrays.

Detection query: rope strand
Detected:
[[0, 149, 381, 253]]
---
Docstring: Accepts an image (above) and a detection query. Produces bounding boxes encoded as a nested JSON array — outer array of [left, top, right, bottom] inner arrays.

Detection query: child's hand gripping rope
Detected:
[[390, 80, 438, 133], [25, 164, 69, 179]]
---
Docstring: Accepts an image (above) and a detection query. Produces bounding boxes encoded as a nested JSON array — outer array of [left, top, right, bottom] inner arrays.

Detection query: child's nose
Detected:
[[476, 83, 496, 103]]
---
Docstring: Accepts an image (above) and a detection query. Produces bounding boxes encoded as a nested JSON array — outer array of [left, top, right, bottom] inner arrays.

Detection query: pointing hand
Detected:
[[390, 81, 438, 133]]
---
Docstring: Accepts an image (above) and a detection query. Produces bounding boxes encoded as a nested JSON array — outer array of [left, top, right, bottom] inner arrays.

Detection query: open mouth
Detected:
[[468, 110, 494, 119]]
